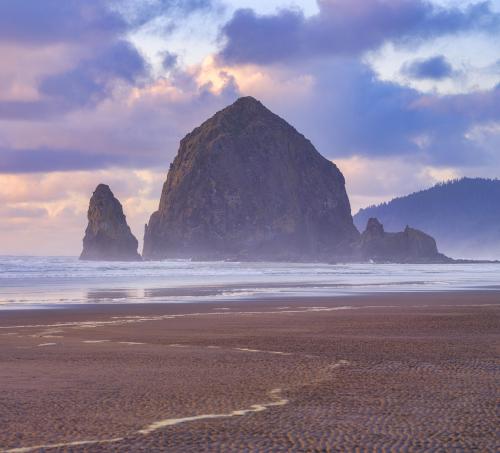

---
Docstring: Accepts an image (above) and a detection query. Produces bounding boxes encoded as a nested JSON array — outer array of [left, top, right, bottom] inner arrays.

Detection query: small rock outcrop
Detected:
[[359, 218, 450, 263], [80, 184, 141, 261], [143, 96, 360, 261]]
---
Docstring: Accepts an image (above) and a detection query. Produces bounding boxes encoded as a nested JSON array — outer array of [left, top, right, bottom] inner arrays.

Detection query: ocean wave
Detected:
[[0, 257, 498, 306]]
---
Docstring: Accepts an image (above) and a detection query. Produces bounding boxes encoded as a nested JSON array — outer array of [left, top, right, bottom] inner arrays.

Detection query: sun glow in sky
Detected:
[[0, 0, 499, 255]]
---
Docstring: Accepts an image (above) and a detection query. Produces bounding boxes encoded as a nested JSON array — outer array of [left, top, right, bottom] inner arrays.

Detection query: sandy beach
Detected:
[[1, 291, 499, 452]]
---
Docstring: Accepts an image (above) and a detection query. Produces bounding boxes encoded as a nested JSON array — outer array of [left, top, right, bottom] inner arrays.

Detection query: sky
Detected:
[[0, 0, 499, 255]]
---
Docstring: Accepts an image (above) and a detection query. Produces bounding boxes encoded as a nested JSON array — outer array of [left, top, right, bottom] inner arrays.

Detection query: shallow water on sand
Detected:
[[0, 256, 499, 307]]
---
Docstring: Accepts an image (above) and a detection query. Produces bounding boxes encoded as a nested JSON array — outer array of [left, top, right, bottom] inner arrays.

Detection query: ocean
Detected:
[[0, 256, 499, 308]]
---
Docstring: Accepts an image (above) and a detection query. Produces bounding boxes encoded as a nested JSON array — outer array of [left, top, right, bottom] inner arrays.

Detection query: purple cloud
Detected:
[[0, 0, 126, 45], [216, 1, 500, 169], [0, 0, 214, 45], [402, 55, 455, 80], [0, 79, 240, 174], [2, 206, 48, 219], [1, 0, 498, 178], [273, 60, 500, 167], [39, 41, 148, 109], [161, 52, 179, 70], [0, 147, 163, 174], [0, 100, 68, 121], [220, 9, 303, 65], [219, 1, 500, 64], [0, 42, 148, 119], [0, 0, 216, 119]]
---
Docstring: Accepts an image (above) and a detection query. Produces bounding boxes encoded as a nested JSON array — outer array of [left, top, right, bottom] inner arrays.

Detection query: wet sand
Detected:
[[1, 292, 499, 452]]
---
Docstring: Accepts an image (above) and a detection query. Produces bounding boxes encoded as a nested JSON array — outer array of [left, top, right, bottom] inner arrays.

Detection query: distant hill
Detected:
[[354, 178, 500, 260]]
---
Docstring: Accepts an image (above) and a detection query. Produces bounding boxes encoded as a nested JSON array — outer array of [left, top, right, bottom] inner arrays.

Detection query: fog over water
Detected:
[[1, 257, 499, 308]]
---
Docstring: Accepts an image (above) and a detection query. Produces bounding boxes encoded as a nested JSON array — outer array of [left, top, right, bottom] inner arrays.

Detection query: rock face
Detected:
[[359, 218, 450, 263], [80, 184, 141, 261], [354, 177, 500, 260], [143, 96, 360, 261]]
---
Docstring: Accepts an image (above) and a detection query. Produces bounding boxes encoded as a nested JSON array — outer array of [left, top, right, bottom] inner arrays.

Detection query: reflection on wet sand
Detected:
[[86, 289, 138, 302]]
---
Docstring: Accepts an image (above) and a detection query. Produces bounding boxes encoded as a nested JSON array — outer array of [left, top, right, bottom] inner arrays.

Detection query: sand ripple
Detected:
[[2, 388, 289, 453], [3, 437, 124, 453]]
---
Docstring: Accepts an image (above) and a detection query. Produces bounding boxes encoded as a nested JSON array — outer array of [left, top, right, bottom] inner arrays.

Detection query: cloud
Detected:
[[0, 42, 147, 119], [0, 0, 213, 46], [402, 55, 455, 80], [219, 0, 500, 64], [0, 1, 125, 45], [39, 40, 148, 109], [203, 54, 500, 166], [115, 0, 215, 28], [0, 146, 165, 174], [291, 60, 500, 165], [0, 64, 240, 174], [161, 51, 179, 70], [336, 155, 462, 212], [2, 206, 48, 219], [0, 100, 68, 121], [0, 169, 166, 255], [0, 0, 217, 119], [0, 170, 160, 204]]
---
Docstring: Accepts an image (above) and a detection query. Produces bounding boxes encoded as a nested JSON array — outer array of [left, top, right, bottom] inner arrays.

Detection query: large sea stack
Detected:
[[143, 96, 360, 261], [80, 184, 141, 261]]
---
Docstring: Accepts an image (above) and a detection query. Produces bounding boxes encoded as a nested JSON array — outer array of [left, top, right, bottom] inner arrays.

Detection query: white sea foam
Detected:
[[138, 388, 288, 435], [234, 348, 292, 356], [1, 257, 499, 307], [328, 360, 350, 369]]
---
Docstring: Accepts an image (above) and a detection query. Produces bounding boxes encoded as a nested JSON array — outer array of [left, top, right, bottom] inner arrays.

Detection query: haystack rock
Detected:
[[143, 96, 360, 261], [80, 184, 141, 261], [359, 218, 450, 263]]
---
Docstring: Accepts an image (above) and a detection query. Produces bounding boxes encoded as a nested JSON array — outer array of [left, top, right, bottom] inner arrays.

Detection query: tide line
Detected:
[[0, 306, 356, 330], [138, 388, 288, 435]]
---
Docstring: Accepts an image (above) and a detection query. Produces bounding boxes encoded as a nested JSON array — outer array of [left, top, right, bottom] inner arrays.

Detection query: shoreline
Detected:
[[2, 287, 500, 313]]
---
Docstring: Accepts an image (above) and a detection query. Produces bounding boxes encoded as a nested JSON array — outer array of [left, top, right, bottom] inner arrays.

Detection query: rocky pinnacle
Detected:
[[80, 184, 141, 261]]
